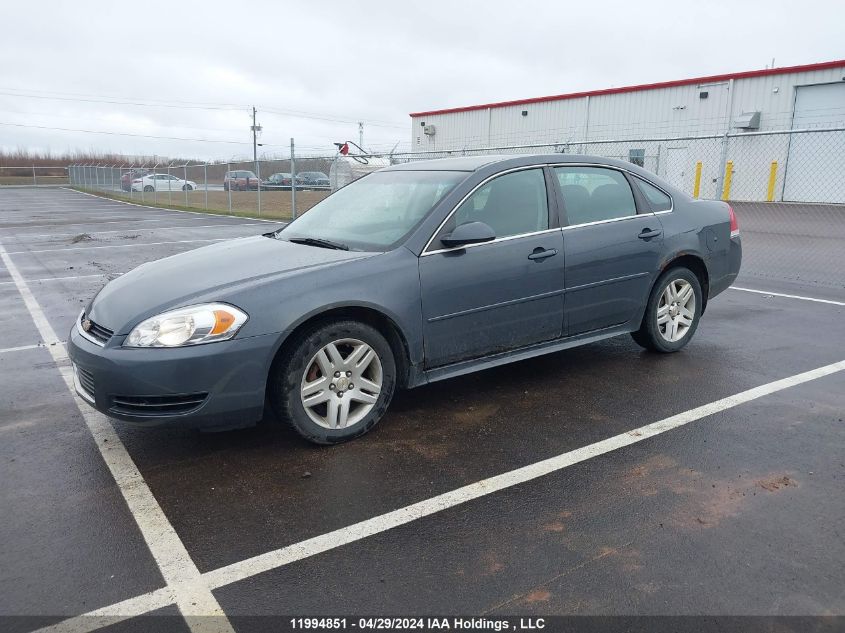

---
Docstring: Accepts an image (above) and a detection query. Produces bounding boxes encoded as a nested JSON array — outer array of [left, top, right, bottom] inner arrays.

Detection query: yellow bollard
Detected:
[[721, 161, 733, 201], [693, 161, 703, 199], [766, 161, 778, 202]]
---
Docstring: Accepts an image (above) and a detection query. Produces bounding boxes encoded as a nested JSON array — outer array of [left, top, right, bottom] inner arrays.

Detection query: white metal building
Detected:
[[409, 60, 845, 202]]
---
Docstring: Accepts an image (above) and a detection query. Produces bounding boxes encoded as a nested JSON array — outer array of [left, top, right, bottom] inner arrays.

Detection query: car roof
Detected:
[[382, 153, 684, 196]]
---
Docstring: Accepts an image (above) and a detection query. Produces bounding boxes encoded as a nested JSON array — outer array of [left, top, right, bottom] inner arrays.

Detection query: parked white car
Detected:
[[131, 174, 197, 192]]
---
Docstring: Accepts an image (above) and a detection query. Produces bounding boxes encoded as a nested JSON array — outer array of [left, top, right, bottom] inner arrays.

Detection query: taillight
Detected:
[[728, 204, 739, 238]]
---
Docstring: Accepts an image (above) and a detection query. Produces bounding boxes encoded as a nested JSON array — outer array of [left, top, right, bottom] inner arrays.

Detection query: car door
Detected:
[[553, 165, 664, 336], [419, 167, 565, 368]]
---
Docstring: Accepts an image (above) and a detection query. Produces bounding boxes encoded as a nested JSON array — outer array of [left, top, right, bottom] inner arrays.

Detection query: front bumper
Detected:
[[67, 324, 279, 430]]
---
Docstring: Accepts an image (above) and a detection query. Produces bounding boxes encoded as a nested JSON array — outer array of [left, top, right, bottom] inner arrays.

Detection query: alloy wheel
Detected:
[[299, 338, 383, 429], [657, 279, 696, 342]]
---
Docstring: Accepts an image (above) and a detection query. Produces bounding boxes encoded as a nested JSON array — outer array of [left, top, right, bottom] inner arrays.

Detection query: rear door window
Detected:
[[554, 166, 637, 225]]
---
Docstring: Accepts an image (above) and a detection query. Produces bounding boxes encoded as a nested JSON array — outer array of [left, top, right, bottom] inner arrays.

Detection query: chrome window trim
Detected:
[[421, 162, 675, 256], [424, 228, 561, 256], [76, 310, 106, 347], [421, 165, 553, 256], [561, 213, 648, 231], [549, 162, 675, 217]]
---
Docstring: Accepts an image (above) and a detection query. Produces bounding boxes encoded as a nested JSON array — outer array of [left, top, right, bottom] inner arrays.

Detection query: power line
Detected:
[[0, 88, 409, 128], [0, 121, 254, 145]]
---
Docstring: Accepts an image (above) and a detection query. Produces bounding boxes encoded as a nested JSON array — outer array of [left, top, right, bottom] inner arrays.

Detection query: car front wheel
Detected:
[[270, 320, 396, 444], [631, 267, 702, 353]]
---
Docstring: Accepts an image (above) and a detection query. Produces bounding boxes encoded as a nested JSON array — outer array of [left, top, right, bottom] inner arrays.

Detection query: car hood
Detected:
[[87, 235, 376, 334]]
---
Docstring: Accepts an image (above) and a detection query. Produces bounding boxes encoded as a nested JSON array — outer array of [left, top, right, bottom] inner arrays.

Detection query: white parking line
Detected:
[[34, 358, 845, 633], [11, 223, 270, 240], [5, 238, 229, 255], [731, 286, 845, 306], [0, 341, 64, 354], [0, 240, 235, 633], [0, 274, 107, 286], [0, 219, 168, 230]]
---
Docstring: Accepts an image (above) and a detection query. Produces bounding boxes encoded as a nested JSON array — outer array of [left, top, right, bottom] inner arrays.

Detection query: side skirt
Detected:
[[409, 324, 632, 388]]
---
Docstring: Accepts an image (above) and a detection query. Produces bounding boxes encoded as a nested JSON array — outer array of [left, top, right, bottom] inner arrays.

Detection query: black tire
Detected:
[[269, 320, 397, 445], [143, 185, 154, 192], [631, 267, 703, 353], [182, 184, 193, 191]]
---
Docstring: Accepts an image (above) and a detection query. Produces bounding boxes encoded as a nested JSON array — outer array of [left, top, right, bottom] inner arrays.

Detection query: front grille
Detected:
[[76, 366, 96, 398], [80, 313, 113, 345], [110, 393, 209, 417]]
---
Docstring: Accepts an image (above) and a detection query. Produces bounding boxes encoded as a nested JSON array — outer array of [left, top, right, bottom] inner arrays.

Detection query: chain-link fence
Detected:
[[59, 126, 845, 220], [388, 127, 845, 205], [0, 166, 69, 187]]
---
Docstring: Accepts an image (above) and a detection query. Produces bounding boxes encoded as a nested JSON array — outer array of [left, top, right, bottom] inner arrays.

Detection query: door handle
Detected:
[[638, 228, 663, 240], [528, 248, 558, 261]]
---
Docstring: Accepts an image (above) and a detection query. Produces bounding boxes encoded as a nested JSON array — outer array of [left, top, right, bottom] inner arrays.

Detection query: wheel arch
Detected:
[[268, 303, 412, 390], [659, 252, 710, 312]]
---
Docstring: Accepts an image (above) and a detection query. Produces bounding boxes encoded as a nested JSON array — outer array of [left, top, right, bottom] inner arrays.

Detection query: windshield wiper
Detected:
[[287, 236, 349, 251]]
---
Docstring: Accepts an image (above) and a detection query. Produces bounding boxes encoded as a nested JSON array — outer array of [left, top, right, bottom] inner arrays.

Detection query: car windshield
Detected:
[[279, 170, 465, 251]]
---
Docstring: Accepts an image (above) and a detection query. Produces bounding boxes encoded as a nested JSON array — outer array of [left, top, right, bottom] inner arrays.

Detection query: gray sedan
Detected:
[[68, 154, 742, 444]]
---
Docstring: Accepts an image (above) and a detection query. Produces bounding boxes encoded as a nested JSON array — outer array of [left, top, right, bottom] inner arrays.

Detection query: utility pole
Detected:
[[251, 107, 262, 162], [358, 121, 364, 149]]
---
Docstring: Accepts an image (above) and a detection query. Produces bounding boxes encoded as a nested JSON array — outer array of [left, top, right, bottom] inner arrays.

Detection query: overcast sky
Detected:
[[1, 0, 842, 161]]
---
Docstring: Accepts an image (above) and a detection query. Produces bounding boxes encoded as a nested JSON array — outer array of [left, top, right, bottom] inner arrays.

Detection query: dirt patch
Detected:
[[481, 551, 505, 575], [624, 454, 678, 480], [757, 475, 796, 492], [381, 438, 450, 460], [452, 402, 501, 426], [542, 521, 567, 533], [671, 472, 799, 529], [522, 589, 552, 604], [70, 233, 94, 243]]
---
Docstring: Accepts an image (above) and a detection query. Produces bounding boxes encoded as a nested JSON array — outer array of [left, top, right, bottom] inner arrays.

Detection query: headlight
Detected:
[[124, 303, 248, 348]]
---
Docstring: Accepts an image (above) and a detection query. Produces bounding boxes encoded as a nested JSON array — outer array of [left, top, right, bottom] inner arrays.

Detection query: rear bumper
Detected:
[[709, 236, 742, 299], [67, 325, 278, 430]]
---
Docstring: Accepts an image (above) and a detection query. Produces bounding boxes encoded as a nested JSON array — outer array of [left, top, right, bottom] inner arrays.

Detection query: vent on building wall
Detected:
[[733, 111, 761, 130], [699, 91, 709, 99]]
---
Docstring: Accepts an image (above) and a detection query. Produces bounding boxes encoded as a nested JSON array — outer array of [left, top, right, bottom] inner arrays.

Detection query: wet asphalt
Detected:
[[0, 189, 843, 632]]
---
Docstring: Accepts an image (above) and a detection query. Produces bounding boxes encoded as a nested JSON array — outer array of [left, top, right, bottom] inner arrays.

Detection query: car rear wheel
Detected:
[[143, 185, 154, 192], [270, 320, 396, 444], [631, 267, 702, 353], [182, 184, 193, 191]]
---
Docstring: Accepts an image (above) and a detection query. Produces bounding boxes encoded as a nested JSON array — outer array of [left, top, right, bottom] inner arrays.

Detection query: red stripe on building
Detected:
[[409, 59, 845, 118]]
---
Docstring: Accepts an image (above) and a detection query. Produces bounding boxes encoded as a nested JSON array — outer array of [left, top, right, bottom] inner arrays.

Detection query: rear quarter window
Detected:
[[635, 178, 672, 212]]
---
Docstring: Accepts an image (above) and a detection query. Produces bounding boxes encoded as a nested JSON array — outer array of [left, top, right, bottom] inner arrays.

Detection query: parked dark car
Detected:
[[223, 170, 260, 191], [296, 171, 330, 189], [262, 172, 304, 190], [120, 169, 150, 192], [69, 154, 741, 444]]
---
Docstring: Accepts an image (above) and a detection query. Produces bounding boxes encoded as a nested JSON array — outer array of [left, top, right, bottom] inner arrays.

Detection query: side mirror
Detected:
[[440, 221, 496, 248]]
